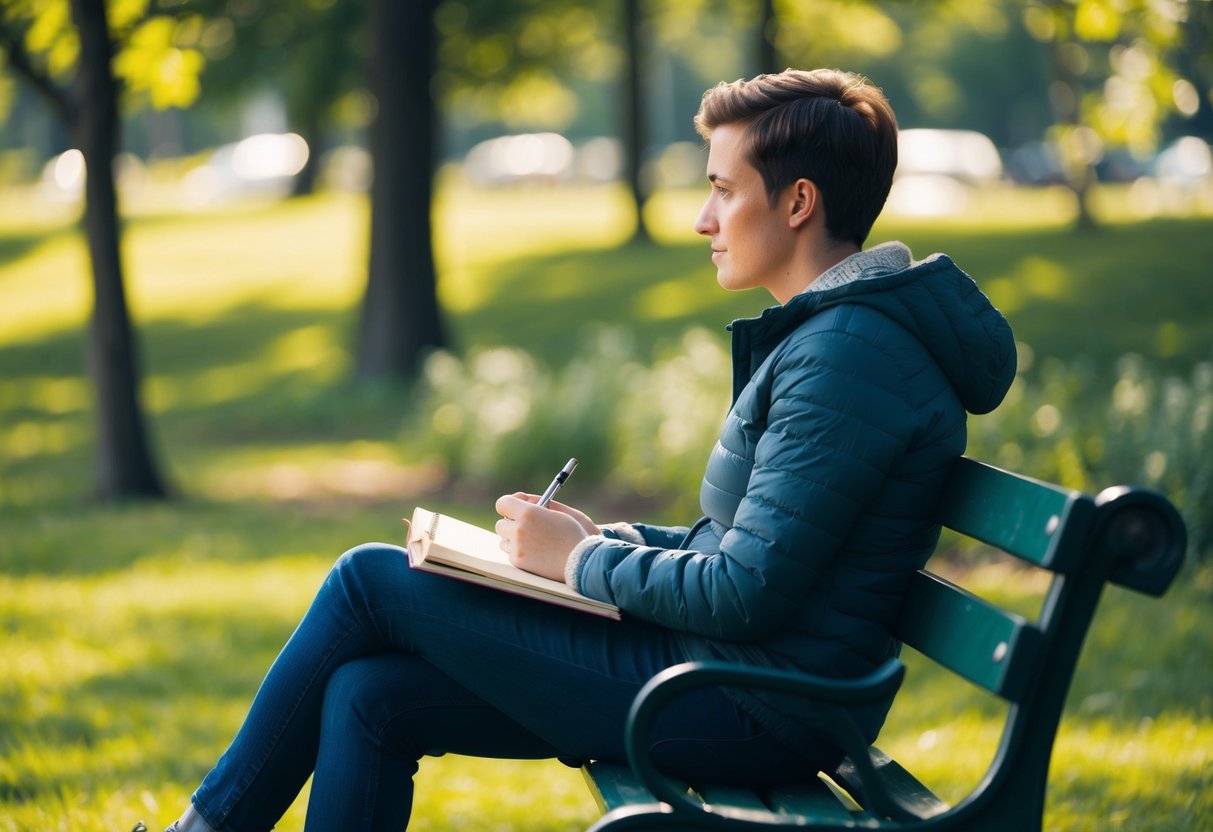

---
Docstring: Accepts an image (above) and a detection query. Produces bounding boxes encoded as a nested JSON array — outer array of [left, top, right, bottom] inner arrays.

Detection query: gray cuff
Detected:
[[565, 535, 605, 594], [598, 522, 646, 545]]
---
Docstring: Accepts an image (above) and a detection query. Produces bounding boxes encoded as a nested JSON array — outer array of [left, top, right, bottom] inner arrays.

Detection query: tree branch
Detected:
[[0, 13, 71, 122]]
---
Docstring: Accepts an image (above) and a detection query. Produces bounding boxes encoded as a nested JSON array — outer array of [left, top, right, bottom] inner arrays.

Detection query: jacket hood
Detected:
[[730, 251, 1017, 415]]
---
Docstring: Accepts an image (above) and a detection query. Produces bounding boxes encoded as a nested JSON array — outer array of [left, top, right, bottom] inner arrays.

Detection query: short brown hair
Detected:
[[694, 68, 898, 247]]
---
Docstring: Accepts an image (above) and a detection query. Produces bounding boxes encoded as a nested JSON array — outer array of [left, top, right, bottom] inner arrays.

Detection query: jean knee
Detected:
[[322, 657, 415, 750], [325, 659, 371, 716], [333, 542, 405, 586]]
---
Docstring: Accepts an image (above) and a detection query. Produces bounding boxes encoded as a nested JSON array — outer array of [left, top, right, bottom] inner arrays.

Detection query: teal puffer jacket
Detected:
[[570, 250, 1016, 755]]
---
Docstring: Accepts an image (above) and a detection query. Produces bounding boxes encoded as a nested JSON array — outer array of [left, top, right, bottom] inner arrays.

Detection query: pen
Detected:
[[537, 458, 578, 507]]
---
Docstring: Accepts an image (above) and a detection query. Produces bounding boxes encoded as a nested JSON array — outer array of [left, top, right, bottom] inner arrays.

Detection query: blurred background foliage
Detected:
[[2, 1, 1213, 830], [2, 0, 1210, 181]]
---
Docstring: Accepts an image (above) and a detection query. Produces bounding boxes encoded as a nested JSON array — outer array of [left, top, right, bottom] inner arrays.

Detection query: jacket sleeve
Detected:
[[631, 523, 693, 549], [571, 324, 921, 640]]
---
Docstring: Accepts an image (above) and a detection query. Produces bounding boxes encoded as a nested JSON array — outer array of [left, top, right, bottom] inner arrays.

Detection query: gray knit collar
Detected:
[[806, 241, 914, 293]]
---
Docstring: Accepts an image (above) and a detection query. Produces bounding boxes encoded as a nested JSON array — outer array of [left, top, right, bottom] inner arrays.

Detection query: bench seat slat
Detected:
[[835, 748, 950, 820], [897, 570, 1044, 701], [586, 764, 858, 826], [583, 762, 658, 814], [766, 777, 863, 824], [695, 784, 769, 811]]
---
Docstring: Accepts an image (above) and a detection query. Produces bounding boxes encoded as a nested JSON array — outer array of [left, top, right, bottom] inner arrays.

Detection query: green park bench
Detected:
[[581, 456, 1187, 832]]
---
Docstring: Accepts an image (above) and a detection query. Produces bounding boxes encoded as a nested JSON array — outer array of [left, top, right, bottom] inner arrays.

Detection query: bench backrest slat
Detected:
[[893, 458, 1099, 701], [896, 571, 1043, 700], [937, 458, 1095, 573]]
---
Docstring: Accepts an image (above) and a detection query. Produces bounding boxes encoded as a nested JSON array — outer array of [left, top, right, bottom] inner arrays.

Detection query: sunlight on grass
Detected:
[[2, 186, 1211, 830], [0, 234, 91, 341], [185, 440, 442, 506], [434, 177, 636, 313], [631, 275, 721, 320], [1, 411, 89, 461], [0, 555, 331, 832], [147, 362, 274, 411], [1020, 256, 1072, 301], [122, 196, 367, 319], [0, 545, 598, 832], [2, 539, 1206, 831], [0, 375, 90, 414], [412, 756, 593, 831], [0, 195, 366, 345], [145, 323, 345, 412]]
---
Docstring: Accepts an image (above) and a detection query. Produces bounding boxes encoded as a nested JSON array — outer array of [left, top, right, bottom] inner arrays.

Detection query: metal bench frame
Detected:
[[582, 457, 1187, 831]]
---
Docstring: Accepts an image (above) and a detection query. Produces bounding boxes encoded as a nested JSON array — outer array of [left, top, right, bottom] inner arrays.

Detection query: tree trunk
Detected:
[[623, 0, 650, 244], [69, 0, 169, 499], [1043, 8, 1097, 230], [357, 0, 446, 381], [291, 110, 323, 198], [758, 0, 778, 75]]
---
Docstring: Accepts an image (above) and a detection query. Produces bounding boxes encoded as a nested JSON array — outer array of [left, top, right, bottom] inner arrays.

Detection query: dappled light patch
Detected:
[[199, 454, 445, 510], [631, 275, 722, 321], [1, 189, 1210, 829]]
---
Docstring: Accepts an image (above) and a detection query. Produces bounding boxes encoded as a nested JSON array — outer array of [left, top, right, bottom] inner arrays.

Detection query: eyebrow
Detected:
[[708, 173, 732, 184]]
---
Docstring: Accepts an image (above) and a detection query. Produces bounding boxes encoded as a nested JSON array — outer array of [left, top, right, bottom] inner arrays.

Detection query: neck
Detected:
[[771, 237, 861, 304]]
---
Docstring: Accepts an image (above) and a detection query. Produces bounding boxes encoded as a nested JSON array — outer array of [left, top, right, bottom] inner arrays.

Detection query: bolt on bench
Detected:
[[581, 456, 1187, 831]]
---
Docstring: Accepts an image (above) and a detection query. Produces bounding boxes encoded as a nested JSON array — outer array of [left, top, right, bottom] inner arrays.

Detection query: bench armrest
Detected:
[[623, 658, 920, 825], [1093, 485, 1186, 597]]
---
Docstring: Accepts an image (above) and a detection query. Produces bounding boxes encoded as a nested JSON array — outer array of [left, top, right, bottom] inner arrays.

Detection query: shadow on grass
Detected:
[[0, 602, 297, 804], [0, 228, 62, 267], [0, 298, 351, 379], [0, 498, 381, 578], [451, 238, 748, 362], [4, 216, 1211, 386], [455, 218, 1213, 376], [0, 298, 420, 449]]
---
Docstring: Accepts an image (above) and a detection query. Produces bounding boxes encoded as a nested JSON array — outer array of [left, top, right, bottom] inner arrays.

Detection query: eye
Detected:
[[715, 185, 729, 198]]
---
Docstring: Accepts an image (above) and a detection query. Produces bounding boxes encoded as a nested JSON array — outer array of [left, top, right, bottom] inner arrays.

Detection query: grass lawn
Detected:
[[1, 184, 1211, 830]]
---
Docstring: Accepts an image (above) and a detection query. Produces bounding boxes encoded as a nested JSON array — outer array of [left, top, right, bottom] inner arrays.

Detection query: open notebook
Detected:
[[405, 507, 621, 620]]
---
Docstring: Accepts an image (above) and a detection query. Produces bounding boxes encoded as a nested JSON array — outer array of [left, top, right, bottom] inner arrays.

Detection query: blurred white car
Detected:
[[887, 128, 1003, 216], [463, 133, 575, 186], [183, 133, 310, 205]]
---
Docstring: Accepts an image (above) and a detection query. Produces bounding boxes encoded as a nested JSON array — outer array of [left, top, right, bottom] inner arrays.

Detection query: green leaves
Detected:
[[112, 15, 204, 109], [0, 0, 206, 113]]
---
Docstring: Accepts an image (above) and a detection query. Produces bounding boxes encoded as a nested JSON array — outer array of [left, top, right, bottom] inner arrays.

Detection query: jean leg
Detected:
[[335, 544, 839, 784], [307, 655, 560, 832], [191, 542, 620, 831], [193, 546, 400, 831], [193, 542, 838, 832]]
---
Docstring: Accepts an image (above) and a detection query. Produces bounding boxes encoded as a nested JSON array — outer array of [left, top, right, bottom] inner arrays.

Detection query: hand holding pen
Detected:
[[538, 458, 578, 507], [495, 457, 589, 581]]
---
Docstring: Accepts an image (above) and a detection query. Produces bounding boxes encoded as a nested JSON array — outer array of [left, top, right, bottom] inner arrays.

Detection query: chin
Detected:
[[717, 273, 753, 294]]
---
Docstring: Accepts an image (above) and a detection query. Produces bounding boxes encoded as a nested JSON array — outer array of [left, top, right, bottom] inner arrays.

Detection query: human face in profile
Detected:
[[693, 122, 802, 303]]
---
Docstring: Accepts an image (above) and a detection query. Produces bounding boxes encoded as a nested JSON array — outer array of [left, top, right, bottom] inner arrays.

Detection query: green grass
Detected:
[[1, 184, 1211, 830]]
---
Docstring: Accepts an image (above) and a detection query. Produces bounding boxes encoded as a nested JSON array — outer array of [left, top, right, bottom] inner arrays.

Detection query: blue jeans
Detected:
[[191, 543, 833, 831]]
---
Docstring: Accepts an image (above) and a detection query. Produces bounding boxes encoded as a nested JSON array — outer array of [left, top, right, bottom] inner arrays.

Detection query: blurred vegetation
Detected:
[[2, 1, 1211, 828], [3, 0, 1211, 174], [1, 184, 1211, 829]]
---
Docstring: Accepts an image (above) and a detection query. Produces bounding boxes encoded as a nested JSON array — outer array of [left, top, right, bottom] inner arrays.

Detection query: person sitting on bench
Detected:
[[149, 67, 1016, 832]]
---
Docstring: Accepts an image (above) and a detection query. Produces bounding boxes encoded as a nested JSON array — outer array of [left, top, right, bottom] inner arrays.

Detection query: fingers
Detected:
[[495, 493, 595, 541], [543, 499, 597, 535], [495, 492, 540, 519]]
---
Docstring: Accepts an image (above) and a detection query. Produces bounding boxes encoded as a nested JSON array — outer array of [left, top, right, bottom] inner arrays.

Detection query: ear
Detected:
[[787, 179, 818, 230]]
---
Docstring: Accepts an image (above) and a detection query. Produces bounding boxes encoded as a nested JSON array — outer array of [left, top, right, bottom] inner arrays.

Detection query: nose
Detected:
[[693, 197, 716, 237]]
